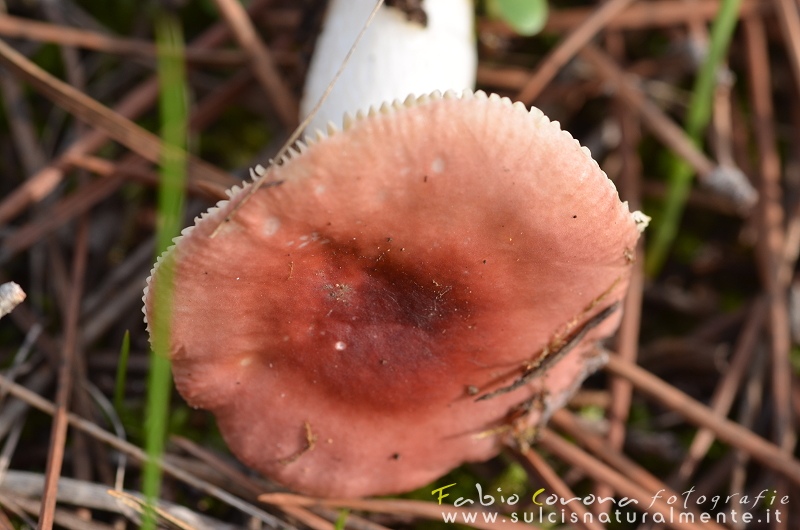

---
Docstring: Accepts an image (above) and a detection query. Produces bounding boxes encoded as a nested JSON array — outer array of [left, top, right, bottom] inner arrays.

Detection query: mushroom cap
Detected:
[[144, 91, 642, 498]]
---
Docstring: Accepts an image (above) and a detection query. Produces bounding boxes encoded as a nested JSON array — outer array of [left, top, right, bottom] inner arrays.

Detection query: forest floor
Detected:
[[0, 0, 798, 529]]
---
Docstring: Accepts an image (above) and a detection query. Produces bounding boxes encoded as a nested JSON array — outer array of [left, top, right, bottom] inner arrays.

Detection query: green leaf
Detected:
[[487, 0, 548, 36]]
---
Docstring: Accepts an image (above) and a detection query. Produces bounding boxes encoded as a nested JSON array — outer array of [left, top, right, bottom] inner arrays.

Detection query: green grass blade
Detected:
[[142, 11, 188, 529], [113, 330, 130, 414], [334, 509, 350, 530], [645, 0, 742, 276]]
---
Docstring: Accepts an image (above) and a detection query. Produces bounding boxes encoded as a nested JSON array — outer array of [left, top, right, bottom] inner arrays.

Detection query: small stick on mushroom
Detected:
[[277, 421, 317, 466], [477, 301, 621, 402]]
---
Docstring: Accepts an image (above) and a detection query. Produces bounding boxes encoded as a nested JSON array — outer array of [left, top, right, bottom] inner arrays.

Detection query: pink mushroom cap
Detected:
[[144, 90, 644, 498]]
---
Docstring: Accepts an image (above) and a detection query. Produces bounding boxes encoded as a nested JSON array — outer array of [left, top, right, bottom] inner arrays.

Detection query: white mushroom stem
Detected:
[[300, 0, 476, 133]]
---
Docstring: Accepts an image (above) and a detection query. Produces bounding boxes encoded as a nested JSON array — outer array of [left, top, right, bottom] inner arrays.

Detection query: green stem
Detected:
[[645, 0, 742, 276], [142, 11, 188, 529]]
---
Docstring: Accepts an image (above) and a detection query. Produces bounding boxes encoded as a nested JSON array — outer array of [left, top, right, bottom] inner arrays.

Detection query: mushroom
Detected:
[[143, 90, 645, 497], [300, 0, 476, 131]]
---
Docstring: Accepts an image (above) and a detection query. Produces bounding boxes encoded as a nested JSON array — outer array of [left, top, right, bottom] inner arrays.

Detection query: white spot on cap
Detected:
[[335, 341, 347, 351], [263, 217, 280, 236], [240, 357, 253, 367], [431, 157, 445, 174], [297, 232, 320, 249]]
